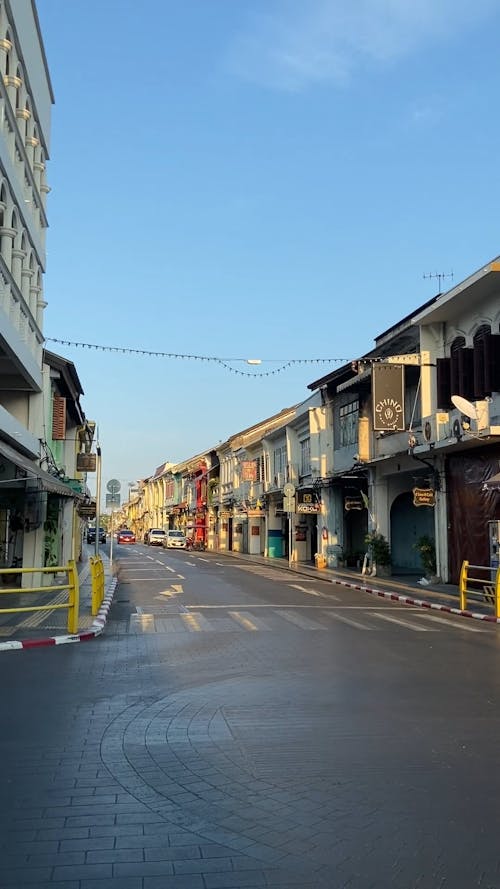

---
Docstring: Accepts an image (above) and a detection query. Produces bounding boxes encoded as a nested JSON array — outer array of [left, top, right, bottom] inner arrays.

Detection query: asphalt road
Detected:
[[1, 543, 500, 888]]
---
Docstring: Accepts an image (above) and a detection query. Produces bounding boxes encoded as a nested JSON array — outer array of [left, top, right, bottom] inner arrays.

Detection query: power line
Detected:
[[45, 337, 348, 378]]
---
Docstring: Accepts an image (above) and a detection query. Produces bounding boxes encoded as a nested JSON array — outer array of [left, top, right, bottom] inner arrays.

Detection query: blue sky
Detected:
[[37, 0, 500, 495]]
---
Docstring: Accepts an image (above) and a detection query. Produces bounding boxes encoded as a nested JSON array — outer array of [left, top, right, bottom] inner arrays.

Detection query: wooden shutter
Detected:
[[436, 358, 451, 409], [52, 395, 66, 440], [489, 334, 500, 392], [457, 348, 475, 400]]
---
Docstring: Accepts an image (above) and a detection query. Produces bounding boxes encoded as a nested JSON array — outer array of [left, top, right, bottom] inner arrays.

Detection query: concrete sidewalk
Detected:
[[0, 547, 117, 651]]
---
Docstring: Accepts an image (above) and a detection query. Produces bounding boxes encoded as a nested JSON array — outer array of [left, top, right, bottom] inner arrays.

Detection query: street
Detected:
[[1, 545, 500, 888]]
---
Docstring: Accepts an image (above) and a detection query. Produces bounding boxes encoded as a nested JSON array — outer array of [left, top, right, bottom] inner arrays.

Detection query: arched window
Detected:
[[0, 182, 6, 226], [4, 30, 10, 77]]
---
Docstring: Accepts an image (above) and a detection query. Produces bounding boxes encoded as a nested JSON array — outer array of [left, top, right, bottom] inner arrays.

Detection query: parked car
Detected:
[[86, 527, 106, 544], [164, 530, 187, 549], [148, 529, 166, 546], [117, 529, 136, 544]]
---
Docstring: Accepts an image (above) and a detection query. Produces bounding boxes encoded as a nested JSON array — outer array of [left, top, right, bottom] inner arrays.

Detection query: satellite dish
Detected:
[[451, 394, 477, 420]]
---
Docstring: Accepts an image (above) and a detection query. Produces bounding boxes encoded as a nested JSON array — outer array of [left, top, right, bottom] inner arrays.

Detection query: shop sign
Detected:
[[413, 487, 436, 507], [296, 489, 321, 513], [76, 453, 96, 472], [241, 460, 257, 481], [79, 505, 96, 518], [344, 496, 363, 511], [372, 363, 405, 431], [247, 509, 264, 517]]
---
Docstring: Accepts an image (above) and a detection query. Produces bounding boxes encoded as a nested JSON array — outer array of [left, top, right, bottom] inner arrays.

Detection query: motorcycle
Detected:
[[186, 537, 205, 552]]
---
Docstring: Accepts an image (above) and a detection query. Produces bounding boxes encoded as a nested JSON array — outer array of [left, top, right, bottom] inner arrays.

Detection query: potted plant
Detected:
[[365, 531, 391, 576], [413, 535, 437, 579]]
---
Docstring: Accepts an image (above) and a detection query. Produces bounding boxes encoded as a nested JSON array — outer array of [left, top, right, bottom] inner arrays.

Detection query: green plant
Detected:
[[365, 531, 391, 566], [413, 535, 436, 575]]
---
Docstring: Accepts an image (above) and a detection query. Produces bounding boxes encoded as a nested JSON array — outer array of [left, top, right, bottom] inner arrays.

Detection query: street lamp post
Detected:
[[94, 444, 102, 558]]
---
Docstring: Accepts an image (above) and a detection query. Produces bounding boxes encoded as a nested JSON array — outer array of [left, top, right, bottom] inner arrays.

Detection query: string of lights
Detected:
[[45, 337, 349, 378]]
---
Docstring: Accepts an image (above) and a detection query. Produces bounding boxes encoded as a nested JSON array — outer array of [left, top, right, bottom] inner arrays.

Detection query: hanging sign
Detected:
[[372, 363, 405, 431], [296, 489, 321, 513], [344, 496, 363, 511], [76, 453, 96, 472], [413, 487, 436, 507]]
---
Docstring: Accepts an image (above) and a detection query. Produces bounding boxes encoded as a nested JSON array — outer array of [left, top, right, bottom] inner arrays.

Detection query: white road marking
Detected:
[[289, 583, 340, 601], [130, 613, 155, 633], [370, 612, 438, 631], [274, 609, 328, 630], [181, 612, 214, 631], [323, 610, 377, 630], [414, 613, 485, 632], [228, 611, 261, 631]]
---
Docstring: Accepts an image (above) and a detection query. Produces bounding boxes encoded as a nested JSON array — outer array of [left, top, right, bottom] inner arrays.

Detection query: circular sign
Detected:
[[107, 478, 121, 494], [283, 483, 296, 497]]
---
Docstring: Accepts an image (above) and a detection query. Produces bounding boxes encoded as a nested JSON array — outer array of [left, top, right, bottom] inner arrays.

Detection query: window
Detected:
[[300, 438, 311, 476], [273, 446, 286, 479], [339, 400, 359, 447]]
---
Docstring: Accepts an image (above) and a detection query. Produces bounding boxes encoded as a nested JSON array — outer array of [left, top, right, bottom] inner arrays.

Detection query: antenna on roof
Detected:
[[423, 270, 453, 294]]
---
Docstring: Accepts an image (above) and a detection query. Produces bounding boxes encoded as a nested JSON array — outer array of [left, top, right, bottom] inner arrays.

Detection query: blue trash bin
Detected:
[[268, 530, 283, 558]]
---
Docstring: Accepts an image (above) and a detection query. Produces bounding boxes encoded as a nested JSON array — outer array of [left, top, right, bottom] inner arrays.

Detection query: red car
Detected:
[[117, 530, 136, 544]]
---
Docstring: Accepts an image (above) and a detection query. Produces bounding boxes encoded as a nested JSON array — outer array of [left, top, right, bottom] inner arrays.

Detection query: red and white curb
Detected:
[[331, 577, 500, 623], [0, 577, 118, 652]]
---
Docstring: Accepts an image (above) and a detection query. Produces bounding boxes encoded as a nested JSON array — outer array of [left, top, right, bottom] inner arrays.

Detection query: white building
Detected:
[[0, 1, 81, 574]]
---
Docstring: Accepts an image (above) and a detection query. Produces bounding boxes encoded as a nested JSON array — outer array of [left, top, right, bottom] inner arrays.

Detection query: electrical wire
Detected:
[[45, 337, 348, 378]]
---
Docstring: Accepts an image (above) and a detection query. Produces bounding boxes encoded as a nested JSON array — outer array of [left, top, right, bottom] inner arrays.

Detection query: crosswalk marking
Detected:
[[130, 613, 155, 633], [228, 611, 264, 631], [414, 613, 485, 632], [274, 610, 328, 630], [118, 606, 494, 636], [370, 612, 438, 631], [323, 610, 377, 630]]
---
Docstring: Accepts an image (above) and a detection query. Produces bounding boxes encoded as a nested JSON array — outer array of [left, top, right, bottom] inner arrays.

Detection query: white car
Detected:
[[164, 530, 187, 549], [148, 529, 166, 546]]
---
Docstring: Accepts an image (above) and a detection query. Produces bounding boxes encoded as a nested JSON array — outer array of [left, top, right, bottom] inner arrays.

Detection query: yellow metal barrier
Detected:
[[89, 555, 105, 616], [0, 560, 80, 634], [459, 560, 500, 618]]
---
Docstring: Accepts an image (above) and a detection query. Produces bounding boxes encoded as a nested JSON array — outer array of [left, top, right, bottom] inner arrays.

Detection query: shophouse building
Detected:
[[308, 257, 500, 582]]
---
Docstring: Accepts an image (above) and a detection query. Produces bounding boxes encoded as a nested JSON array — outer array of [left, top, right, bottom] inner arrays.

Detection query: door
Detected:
[[390, 492, 435, 574]]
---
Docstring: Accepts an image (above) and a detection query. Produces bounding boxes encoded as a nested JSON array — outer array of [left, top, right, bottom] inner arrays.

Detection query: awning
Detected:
[[336, 368, 372, 393], [0, 439, 76, 497]]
